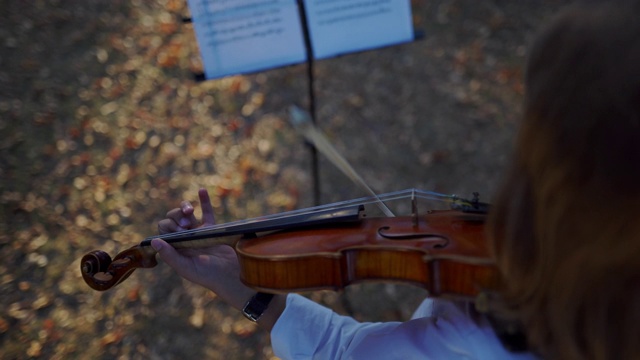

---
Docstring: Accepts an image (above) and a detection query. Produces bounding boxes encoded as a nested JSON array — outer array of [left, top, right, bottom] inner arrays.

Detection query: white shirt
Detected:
[[271, 294, 538, 359]]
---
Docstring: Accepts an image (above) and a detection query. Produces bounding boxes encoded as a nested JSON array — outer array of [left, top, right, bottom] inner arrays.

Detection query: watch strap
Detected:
[[242, 292, 274, 322]]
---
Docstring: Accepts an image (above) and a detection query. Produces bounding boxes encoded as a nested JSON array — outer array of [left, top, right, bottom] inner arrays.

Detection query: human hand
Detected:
[[152, 188, 254, 310], [157, 188, 216, 234], [151, 188, 286, 330]]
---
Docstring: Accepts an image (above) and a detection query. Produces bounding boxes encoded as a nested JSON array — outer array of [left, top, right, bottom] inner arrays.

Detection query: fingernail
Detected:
[[179, 218, 190, 228], [151, 239, 162, 251]]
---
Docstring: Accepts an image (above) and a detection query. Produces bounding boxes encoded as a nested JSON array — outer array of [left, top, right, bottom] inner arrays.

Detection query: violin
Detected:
[[80, 189, 498, 298]]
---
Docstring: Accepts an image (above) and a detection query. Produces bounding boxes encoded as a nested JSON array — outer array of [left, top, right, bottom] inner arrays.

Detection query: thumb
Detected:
[[151, 238, 185, 270]]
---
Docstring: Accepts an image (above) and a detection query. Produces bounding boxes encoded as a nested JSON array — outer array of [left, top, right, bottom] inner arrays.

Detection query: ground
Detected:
[[0, 0, 569, 358]]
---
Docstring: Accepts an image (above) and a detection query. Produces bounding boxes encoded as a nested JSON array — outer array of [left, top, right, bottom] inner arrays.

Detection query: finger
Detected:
[[165, 207, 185, 221], [161, 208, 188, 232], [165, 205, 195, 230], [180, 201, 199, 228], [198, 188, 216, 226], [158, 218, 182, 234]]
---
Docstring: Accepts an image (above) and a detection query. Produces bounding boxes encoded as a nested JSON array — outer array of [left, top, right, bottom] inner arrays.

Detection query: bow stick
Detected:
[[289, 106, 395, 217]]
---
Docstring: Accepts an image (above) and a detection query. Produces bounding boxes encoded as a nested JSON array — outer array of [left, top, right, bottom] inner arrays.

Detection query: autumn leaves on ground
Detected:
[[0, 1, 567, 358]]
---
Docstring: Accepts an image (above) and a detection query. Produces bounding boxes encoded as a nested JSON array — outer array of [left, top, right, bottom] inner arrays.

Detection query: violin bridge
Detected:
[[411, 189, 419, 228]]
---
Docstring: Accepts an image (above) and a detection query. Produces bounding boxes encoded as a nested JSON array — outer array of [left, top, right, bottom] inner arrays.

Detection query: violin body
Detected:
[[237, 210, 498, 297], [81, 189, 498, 298]]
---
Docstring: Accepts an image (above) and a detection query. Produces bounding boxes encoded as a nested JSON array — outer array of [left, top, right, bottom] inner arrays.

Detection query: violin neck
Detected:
[[139, 204, 365, 249], [140, 233, 241, 249]]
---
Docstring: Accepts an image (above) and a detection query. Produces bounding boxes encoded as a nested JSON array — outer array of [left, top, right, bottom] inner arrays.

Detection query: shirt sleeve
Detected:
[[270, 294, 538, 360]]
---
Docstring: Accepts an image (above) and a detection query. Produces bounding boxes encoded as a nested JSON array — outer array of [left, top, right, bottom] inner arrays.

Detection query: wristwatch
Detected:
[[242, 292, 274, 322]]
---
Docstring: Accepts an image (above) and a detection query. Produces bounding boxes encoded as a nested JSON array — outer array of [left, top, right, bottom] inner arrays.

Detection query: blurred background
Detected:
[[0, 0, 570, 358]]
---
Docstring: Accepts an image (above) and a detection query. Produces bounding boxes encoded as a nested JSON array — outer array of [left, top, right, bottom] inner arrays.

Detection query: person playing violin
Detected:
[[153, 1, 640, 358]]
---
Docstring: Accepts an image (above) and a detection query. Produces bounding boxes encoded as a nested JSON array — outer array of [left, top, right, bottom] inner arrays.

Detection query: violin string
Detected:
[[150, 189, 458, 242], [289, 105, 395, 217]]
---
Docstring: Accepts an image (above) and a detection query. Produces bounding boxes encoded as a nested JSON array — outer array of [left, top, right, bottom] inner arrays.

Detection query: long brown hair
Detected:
[[488, 1, 640, 359]]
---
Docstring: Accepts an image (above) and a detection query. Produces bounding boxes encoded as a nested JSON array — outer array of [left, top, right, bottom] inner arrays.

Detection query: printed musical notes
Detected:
[[187, 0, 307, 79], [187, 0, 414, 79], [304, 0, 413, 59]]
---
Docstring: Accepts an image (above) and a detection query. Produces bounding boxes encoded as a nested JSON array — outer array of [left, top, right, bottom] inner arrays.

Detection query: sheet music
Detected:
[[187, 0, 414, 79], [187, 0, 307, 79], [304, 0, 414, 59]]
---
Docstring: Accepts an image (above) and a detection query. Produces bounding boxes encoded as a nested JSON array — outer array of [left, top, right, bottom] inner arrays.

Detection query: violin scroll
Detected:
[[81, 245, 158, 291]]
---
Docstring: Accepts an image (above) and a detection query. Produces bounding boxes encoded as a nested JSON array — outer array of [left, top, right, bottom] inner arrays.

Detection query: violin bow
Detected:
[[289, 106, 395, 217]]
